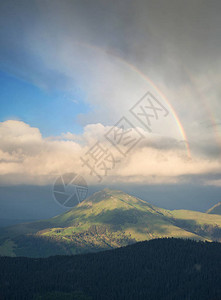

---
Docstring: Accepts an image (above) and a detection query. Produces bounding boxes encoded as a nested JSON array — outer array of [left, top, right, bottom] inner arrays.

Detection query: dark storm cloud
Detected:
[[1, 0, 221, 78]]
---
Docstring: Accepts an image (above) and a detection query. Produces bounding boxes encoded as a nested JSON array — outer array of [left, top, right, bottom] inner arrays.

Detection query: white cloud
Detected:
[[0, 120, 220, 186]]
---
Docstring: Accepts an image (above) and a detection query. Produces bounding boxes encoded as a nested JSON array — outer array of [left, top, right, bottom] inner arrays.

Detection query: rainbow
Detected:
[[74, 41, 192, 158], [184, 68, 221, 151], [119, 61, 192, 158]]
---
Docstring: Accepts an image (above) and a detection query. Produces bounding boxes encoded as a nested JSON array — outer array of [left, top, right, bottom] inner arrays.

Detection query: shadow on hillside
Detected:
[[171, 218, 221, 240]]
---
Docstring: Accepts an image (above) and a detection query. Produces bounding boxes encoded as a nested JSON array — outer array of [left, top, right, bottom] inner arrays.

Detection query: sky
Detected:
[[0, 0, 221, 215]]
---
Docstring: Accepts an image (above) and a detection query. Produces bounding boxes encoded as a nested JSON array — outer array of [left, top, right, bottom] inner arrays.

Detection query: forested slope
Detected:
[[1, 238, 221, 300]]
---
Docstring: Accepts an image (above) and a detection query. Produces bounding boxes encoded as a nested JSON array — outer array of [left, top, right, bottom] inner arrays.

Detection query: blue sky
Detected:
[[0, 70, 89, 137]]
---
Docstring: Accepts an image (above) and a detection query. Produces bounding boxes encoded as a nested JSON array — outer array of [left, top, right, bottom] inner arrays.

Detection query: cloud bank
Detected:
[[0, 120, 220, 186]]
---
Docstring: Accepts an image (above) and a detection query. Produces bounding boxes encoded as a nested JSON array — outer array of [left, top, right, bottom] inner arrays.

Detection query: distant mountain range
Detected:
[[1, 189, 221, 257]]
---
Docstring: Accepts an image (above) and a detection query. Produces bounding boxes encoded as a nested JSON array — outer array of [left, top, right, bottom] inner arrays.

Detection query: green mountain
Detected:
[[207, 201, 221, 215], [1, 189, 221, 257]]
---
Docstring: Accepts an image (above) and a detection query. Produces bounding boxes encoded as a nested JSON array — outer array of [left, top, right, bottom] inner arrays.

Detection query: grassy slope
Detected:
[[44, 190, 201, 241], [1, 189, 221, 257]]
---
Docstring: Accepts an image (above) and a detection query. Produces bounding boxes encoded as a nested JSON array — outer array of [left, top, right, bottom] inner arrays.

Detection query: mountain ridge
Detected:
[[1, 189, 221, 257]]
